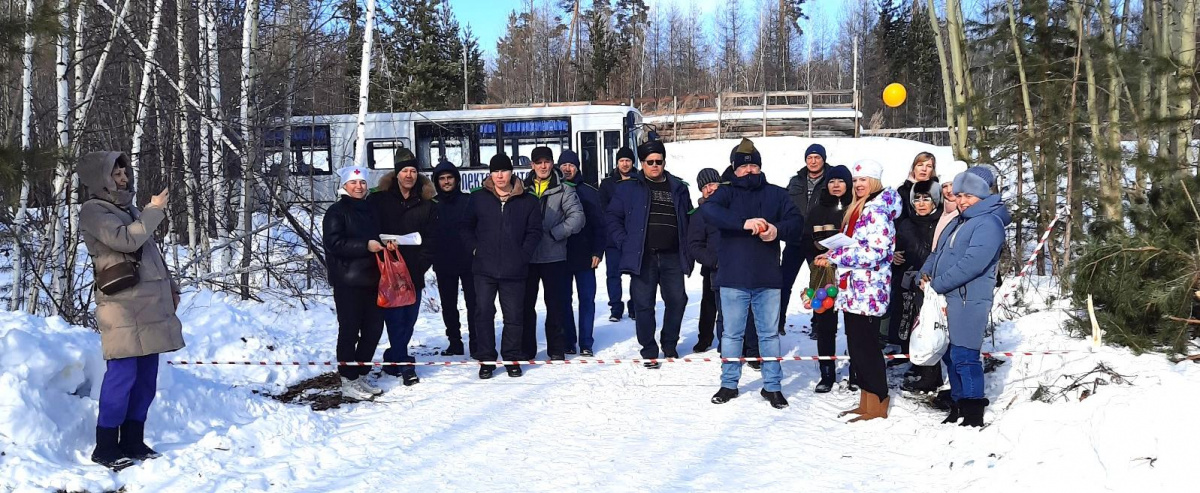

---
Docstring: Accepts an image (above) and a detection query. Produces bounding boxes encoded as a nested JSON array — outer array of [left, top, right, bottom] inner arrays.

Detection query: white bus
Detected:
[[266, 105, 644, 203]]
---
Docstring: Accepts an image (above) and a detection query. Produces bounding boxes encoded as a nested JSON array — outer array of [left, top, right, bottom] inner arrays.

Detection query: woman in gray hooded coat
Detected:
[[77, 151, 184, 470]]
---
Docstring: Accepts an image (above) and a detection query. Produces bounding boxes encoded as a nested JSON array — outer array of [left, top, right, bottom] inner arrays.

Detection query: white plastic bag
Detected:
[[909, 282, 949, 366]]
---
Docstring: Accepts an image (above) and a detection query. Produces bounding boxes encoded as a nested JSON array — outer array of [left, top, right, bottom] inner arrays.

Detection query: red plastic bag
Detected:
[[376, 250, 417, 308]]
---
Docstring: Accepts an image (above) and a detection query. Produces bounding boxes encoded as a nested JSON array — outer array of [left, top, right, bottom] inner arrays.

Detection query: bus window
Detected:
[[366, 139, 412, 170], [502, 119, 570, 165], [479, 122, 499, 164], [416, 122, 473, 170], [580, 131, 599, 185], [263, 125, 333, 175], [603, 130, 620, 177]]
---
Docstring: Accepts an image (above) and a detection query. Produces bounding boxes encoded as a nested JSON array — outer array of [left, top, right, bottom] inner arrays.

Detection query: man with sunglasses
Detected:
[[605, 140, 694, 368]]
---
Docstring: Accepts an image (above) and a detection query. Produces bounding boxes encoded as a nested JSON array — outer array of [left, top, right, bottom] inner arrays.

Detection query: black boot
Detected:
[[506, 365, 523, 378], [815, 361, 835, 393], [479, 365, 495, 380], [958, 398, 989, 427], [692, 337, 713, 353], [901, 364, 944, 393], [711, 387, 739, 404], [760, 389, 789, 409], [92, 426, 134, 471], [941, 403, 960, 424], [118, 420, 161, 461], [440, 340, 465, 356]]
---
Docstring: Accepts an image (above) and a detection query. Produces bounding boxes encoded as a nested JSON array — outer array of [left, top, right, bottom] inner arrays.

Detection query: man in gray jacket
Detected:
[[521, 146, 585, 360]]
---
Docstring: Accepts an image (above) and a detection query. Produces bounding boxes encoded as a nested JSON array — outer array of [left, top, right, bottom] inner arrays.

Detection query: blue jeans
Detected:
[[562, 268, 598, 351], [943, 344, 984, 401], [719, 287, 783, 392], [382, 304, 420, 376], [630, 251, 687, 358], [98, 354, 159, 428]]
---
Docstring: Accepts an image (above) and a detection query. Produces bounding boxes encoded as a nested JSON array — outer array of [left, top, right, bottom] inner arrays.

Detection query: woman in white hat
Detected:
[[323, 165, 387, 400], [814, 158, 901, 422]]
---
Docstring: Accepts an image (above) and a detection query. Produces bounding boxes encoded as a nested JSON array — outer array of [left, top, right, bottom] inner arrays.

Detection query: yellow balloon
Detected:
[[883, 83, 907, 108]]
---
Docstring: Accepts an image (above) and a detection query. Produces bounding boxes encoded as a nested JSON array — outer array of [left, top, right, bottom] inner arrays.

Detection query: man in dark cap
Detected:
[[606, 139, 693, 368], [599, 146, 638, 322], [779, 143, 832, 335], [463, 154, 543, 379]]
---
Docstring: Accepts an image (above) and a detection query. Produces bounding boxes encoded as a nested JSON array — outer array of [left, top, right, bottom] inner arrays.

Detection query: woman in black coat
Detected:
[[806, 165, 852, 393], [892, 179, 944, 392], [323, 166, 387, 400]]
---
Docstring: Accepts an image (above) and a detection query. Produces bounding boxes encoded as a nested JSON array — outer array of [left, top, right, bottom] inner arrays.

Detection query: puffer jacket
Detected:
[[78, 151, 184, 360], [920, 194, 1011, 350], [462, 177, 543, 279], [430, 160, 472, 275], [323, 194, 383, 289], [565, 173, 606, 272], [523, 170, 585, 264], [826, 188, 901, 317], [368, 171, 437, 293]]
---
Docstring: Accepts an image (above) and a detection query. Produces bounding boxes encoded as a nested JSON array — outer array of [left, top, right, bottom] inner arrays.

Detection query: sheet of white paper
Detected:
[[380, 233, 422, 245], [818, 233, 856, 250]]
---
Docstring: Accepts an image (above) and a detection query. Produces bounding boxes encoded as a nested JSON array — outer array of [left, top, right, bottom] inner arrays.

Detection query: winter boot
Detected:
[[957, 398, 989, 427], [901, 364, 944, 393], [838, 392, 867, 418], [118, 421, 161, 461], [932, 389, 954, 411], [815, 361, 836, 394], [91, 426, 134, 471], [506, 365, 523, 378], [747, 360, 762, 371], [357, 377, 384, 396], [848, 391, 890, 423], [478, 365, 496, 380], [846, 367, 860, 392], [580, 348, 594, 357], [711, 387, 739, 404], [760, 389, 789, 409], [643, 361, 661, 369], [340, 377, 374, 400], [440, 340, 465, 356], [692, 337, 713, 353], [401, 371, 420, 387], [941, 403, 960, 424]]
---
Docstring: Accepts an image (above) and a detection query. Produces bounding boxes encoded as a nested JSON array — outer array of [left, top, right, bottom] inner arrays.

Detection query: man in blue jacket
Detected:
[[920, 166, 1009, 427], [430, 159, 474, 356], [606, 140, 693, 368], [599, 147, 638, 321], [463, 154, 543, 379], [702, 139, 802, 409], [558, 150, 606, 356]]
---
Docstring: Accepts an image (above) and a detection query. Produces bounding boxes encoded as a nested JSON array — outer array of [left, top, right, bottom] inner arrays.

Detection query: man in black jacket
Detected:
[[598, 147, 637, 322], [367, 149, 437, 386], [430, 159, 474, 357], [780, 143, 831, 335], [463, 154, 543, 379], [558, 150, 606, 356], [323, 165, 386, 400]]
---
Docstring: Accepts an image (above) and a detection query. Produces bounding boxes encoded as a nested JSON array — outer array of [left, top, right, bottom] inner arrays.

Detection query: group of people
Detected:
[[76, 135, 1009, 469], [322, 137, 1010, 425]]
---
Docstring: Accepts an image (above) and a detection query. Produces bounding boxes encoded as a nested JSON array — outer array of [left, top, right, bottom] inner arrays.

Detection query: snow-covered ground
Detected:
[[2, 273, 1198, 492], [2, 137, 1196, 491]]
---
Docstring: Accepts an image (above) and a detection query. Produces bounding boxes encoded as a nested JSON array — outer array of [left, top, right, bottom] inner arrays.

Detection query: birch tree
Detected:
[[353, 0, 377, 167], [9, 0, 36, 312], [238, 0, 260, 297]]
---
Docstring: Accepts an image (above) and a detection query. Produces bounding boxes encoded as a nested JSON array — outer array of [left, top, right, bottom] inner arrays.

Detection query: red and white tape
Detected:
[[166, 350, 1077, 367]]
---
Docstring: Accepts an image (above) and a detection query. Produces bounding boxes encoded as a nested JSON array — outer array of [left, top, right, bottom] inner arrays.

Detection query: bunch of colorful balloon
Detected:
[[802, 284, 839, 314]]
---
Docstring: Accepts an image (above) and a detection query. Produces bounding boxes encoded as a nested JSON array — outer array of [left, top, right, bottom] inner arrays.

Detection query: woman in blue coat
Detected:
[[920, 166, 1010, 427]]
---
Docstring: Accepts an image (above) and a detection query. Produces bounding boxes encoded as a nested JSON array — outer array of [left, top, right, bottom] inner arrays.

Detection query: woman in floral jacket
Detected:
[[815, 159, 900, 422]]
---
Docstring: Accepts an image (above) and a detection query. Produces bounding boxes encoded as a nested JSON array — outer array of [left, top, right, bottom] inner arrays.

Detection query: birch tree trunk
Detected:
[[1173, 0, 1196, 167], [354, 0, 377, 168], [238, 0, 259, 297], [1098, 0, 1124, 221], [926, 0, 963, 159], [178, 0, 199, 266], [10, 0, 36, 312], [944, 0, 971, 159], [202, 0, 228, 273], [41, 0, 73, 315], [130, 0, 167, 175]]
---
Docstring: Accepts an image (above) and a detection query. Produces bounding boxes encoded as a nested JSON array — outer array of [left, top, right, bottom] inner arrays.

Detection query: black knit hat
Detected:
[[616, 146, 635, 162], [530, 146, 554, 164], [637, 140, 666, 161], [394, 147, 418, 171], [729, 138, 762, 168], [696, 168, 721, 188], [912, 179, 942, 208], [826, 165, 852, 184], [489, 154, 514, 172]]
